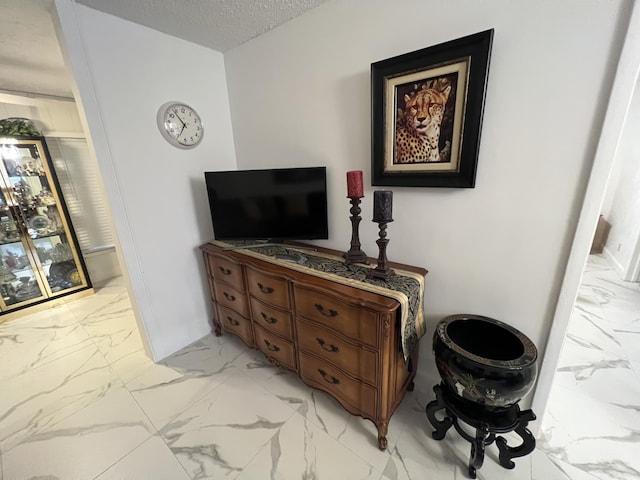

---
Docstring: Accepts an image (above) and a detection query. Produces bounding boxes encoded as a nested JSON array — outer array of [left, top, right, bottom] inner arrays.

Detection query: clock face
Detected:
[[157, 102, 204, 149]]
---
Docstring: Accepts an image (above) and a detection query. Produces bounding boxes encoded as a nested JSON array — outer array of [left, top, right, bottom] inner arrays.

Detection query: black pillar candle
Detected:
[[371, 190, 395, 280], [373, 190, 393, 223]]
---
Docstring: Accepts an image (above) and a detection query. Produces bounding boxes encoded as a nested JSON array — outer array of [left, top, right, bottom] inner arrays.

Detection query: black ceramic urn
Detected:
[[433, 314, 538, 408]]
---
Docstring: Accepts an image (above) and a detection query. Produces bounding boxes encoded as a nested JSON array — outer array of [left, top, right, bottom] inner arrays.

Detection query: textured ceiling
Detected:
[[0, 0, 71, 98], [75, 0, 330, 53], [0, 0, 330, 98]]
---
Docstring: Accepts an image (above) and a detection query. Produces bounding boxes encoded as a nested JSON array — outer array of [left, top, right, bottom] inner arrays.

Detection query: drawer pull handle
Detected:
[[257, 283, 274, 294], [261, 312, 278, 324], [264, 339, 280, 352], [316, 338, 339, 353], [314, 304, 338, 318], [226, 316, 239, 326], [223, 292, 236, 302], [318, 369, 340, 385], [218, 267, 232, 275]]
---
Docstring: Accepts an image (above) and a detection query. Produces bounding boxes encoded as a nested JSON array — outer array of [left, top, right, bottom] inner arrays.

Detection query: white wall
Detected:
[[225, 0, 632, 393], [601, 80, 640, 278], [53, 1, 237, 360], [0, 96, 83, 137]]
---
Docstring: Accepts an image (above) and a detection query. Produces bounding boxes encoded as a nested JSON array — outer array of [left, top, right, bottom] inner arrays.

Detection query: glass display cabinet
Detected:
[[0, 136, 92, 317]]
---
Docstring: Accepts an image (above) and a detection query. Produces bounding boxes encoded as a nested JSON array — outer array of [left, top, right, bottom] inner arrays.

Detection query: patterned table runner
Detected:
[[211, 240, 425, 360]]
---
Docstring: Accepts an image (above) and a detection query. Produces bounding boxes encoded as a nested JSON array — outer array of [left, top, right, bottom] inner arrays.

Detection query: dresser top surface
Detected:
[[201, 240, 427, 276]]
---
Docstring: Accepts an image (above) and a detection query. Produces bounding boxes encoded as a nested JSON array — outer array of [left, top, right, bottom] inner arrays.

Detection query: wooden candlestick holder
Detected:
[[344, 197, 369, 265], [371, 220, 395, 280]]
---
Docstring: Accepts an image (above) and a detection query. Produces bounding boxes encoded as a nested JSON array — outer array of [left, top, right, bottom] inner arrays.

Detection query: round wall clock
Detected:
[[156, 101, 204, 149]]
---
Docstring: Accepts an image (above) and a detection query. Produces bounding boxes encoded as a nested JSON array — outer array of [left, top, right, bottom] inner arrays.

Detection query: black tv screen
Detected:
[[204, 166, 328, 241]]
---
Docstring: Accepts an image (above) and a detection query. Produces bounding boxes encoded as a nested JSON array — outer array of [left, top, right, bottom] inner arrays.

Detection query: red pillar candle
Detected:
[[373, 190, 393, 222], [346, 170, 364, 198]]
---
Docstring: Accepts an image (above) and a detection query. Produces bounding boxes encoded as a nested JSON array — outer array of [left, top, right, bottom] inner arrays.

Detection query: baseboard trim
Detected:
[[602, 246, 625, 278]]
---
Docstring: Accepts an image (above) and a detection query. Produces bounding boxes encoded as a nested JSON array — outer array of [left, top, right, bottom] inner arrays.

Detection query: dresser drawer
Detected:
[[208, 254, 245, 290], [298, 350, 376, 418], [297, 318, 377, 385], [253, 324, 297, 371], [213, 282, 249, 318], [294, 286, 379, 348], [217, 305, 253, 347], [247, 269, 291, 309], [250, 297, 294, 340]]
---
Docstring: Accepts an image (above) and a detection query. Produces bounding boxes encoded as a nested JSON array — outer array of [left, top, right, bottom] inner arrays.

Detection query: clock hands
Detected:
[[173, 108, 187, 128], [171, 108, 188, 137]]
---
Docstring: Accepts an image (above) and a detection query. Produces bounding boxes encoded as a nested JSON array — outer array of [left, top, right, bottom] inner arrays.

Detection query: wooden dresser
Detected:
[[200, 241, 427, 450]]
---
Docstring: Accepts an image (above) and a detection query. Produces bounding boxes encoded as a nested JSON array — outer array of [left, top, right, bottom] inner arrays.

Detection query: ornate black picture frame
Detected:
[[371, 29, 494, 188]]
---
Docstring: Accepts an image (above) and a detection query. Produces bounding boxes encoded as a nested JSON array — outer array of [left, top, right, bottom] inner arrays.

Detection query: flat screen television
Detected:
[[204, 166, 328, 241]]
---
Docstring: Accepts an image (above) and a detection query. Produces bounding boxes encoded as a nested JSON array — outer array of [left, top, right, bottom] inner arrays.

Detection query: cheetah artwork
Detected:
[[395, 80, 452, 164]]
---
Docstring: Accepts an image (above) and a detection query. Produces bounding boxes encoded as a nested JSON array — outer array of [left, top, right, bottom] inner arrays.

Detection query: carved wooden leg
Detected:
[[377, 421, 389, 450], [468, 423, 489, 479], [212, 315, 222, 336], [426, 384, 454, 440], [496, 409, 537, 469]]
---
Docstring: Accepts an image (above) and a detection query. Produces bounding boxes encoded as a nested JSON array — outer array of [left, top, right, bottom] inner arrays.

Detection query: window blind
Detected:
[[45, 137, 115, 254]]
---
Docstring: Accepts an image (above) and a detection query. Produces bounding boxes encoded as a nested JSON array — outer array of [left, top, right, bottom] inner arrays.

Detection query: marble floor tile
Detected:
[[231, 345, 313, 411], [531, 449, 600, 480], [553, 341, 640, 408], [83, 309, 144, 365], [558, 333, 626, 372], [126, 345, 235, 430], [630, 360, 640, 382], [66, 283, 132, 325], [0, 306, 93, 382], [164, 333, 261, 378], [381, 400, 457, 480], [541, 385, 640, 460], [539, 254, 640, 480], [159, 369, 296, 479], [0, 344, 119, 452], [2, 385, 155, 480], [0, 301, 76, 328], [563, 307, 624, 356], [553, 339, 630, 379], [94, 435, 191, 480], [296, 388, 353, 440], [614, 329, 640, 361], [107, 346, 155, 385], [328, 413, 394, 472], [583, 254, 611, 270], [328, 393, 416, 472], [128, 364, 224, 431], [571, 299, 608, 332], [237, 411, 382, 480], [600, 301, 640, 330]]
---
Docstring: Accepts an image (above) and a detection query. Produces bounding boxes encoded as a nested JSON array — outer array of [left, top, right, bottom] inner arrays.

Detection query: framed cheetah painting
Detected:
[[371, 29, 493, 188]]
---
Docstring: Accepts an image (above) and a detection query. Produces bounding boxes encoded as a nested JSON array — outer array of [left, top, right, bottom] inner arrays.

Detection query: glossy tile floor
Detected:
[[0, 255, 636, 480], [537, 254, 640, 480]]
